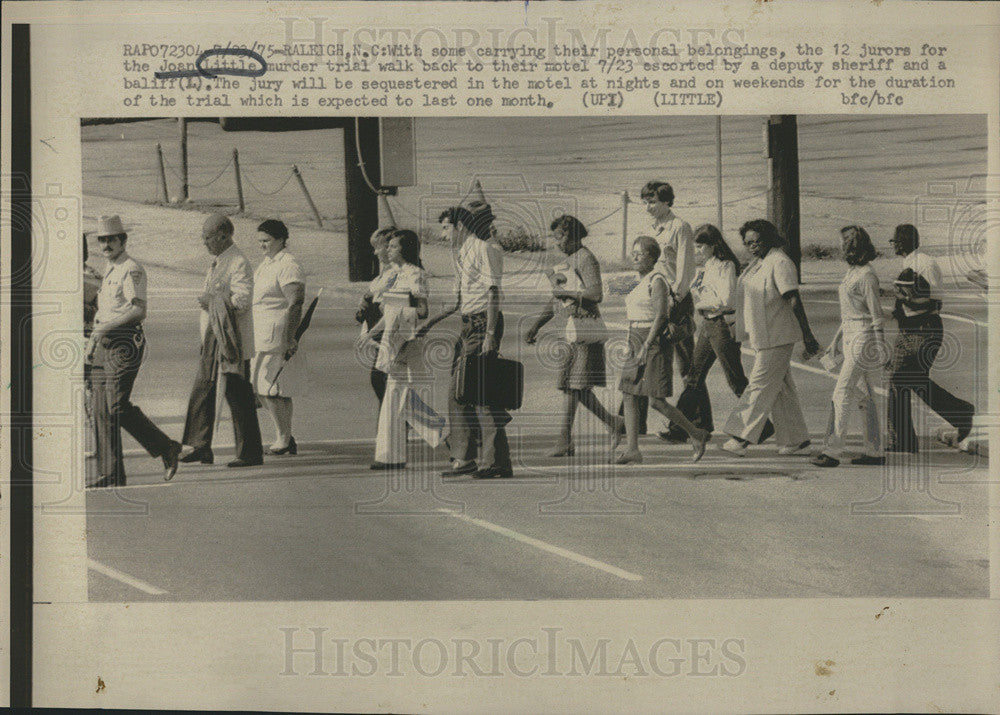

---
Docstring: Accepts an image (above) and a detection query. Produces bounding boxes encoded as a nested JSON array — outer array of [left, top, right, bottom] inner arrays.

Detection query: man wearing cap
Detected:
[[436, 201, 513, 479], [886, 223, 974, 452], [180, 213, 264, 468], [85, 215, 182, 487]]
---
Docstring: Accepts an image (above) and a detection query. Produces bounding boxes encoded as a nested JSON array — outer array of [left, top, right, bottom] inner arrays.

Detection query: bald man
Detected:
[[180, 213, 264, 468]]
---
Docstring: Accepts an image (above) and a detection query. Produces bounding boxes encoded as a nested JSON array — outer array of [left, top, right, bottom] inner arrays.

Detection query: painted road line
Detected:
[[438, 508, 643, 581], [87, 559, 167, 595]]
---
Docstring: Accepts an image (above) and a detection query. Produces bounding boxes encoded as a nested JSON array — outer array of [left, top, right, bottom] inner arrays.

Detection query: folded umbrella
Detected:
[[267, 288, 323, 397]]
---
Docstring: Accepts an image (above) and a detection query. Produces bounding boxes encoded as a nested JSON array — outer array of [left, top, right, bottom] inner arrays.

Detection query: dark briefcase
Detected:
[[456, 354, 524, 410]]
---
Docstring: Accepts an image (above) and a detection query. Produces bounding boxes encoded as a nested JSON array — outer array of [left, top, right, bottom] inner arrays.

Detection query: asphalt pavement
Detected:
[[85, 259, 991, 601]]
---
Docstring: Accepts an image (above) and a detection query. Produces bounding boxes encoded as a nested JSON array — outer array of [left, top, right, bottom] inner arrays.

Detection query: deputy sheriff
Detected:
[[86, 215, 181, 487]]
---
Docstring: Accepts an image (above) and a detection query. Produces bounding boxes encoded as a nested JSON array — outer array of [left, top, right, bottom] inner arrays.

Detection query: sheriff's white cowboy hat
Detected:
[[96, 215, 126, 238]]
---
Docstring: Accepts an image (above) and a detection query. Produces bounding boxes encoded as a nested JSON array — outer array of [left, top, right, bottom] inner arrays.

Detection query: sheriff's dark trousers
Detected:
[[182, 329, 263, 462], [92, 328, 176, 486], [887, 312, 974, 453]]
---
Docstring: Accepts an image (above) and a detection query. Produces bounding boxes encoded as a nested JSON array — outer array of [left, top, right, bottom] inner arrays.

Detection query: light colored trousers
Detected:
[[724, 343, 809, 447], [822, 321, 882, 458], [375, 370, 446, 465]]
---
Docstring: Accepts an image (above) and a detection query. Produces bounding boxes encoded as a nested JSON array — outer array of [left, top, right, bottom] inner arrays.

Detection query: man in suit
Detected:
[[86, 215, 182, 487], [180, 213, 264, 468]]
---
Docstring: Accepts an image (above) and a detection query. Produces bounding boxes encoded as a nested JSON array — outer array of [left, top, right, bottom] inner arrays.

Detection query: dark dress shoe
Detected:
[[370, 461, 406, 470], [162, 441, 182, 481], [180, 447, 214, 464], [657, 430, 688, 444], [757, 420, 776, 444], [227, 457, 263, 468], [850, 455, 886, 466], [473, 466, 513, 479], [440, 461, 477, 477], [810, 453, 840, 468], [885, 445, 918, 454], [266, 437, 297, 456]]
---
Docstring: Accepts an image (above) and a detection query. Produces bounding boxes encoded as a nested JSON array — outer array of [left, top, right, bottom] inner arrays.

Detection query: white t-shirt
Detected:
[[456, 236, 502, 315], [739, 248, 801, 350], [624, 268, 669, 324]]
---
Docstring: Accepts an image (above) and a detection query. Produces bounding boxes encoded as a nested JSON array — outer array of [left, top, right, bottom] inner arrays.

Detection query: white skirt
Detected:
[[252, 350, 308, 397]]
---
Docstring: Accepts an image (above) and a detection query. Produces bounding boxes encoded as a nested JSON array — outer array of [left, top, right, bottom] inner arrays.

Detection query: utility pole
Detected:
[[343, 117, 385, 282], [180, 118, 189, 201], [766, 115, 801, 280]]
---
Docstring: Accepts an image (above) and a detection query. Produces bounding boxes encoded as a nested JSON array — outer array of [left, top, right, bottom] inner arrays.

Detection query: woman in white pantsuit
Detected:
[[252, 219, 307, 456], [721, 220, 821, 457], [362, 229, 446, 470], [812, 226, 886, 467]]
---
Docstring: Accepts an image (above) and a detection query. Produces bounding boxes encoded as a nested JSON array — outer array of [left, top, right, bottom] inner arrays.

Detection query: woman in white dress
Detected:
[[251, 219, 306, 455], [360, 229, 447, 470], [812, 226, 886, 467]]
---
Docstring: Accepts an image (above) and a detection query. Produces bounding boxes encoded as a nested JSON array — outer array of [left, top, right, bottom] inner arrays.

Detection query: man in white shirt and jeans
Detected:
[[436, 202, 513, 479], [886, 223, 974, 453]]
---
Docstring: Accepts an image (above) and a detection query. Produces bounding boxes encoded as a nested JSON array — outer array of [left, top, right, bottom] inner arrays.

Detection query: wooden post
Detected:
[[155, 143, 169, 204], [232, 148, 245, 213], [343, 118, 382, 282], [715, 116, 724, 230], [292, 165, 323, 227], [766, 115, 801, 280], [179, 117, 189, 201], [620, 190, 629, 263]]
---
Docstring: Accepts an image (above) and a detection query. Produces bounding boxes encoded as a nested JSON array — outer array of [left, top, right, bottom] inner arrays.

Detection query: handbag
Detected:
[[619, 361, 645, 386], [663, 291, 694, 344], [456, 353, 524, 410], [566, 314, 609, 343]]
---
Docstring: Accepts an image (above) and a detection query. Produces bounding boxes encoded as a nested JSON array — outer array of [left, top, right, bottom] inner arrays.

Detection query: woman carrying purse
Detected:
[[525, 214, 623, 457]]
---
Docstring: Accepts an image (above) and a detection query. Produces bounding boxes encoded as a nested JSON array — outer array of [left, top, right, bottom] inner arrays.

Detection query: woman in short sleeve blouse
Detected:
[[252, 219, 307, 456]]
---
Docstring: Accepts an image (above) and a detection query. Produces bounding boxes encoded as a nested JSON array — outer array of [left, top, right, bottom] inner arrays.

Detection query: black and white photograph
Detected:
[[81, 114, 990, 601], [6, 1, 1000, 711]]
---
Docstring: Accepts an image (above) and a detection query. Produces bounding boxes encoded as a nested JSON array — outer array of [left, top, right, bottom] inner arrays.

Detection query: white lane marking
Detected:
[[87, 559, 167, 595], [437, 508, 643, 581]]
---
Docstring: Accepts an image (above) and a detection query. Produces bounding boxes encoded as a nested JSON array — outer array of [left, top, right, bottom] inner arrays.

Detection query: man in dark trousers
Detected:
[[180, 213, 264, 468], [86, 215, 181, 487], [435, 202, 513, 479], [886, 223, 974, 453]]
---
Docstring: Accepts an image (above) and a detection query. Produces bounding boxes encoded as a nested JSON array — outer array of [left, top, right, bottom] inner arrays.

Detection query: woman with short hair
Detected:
[[721, 219, 821, 457], [252, 219, 306, 456], [525, 214, 623, 457], [615, 236, 710, 464], [812, 225, 886, 467]]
